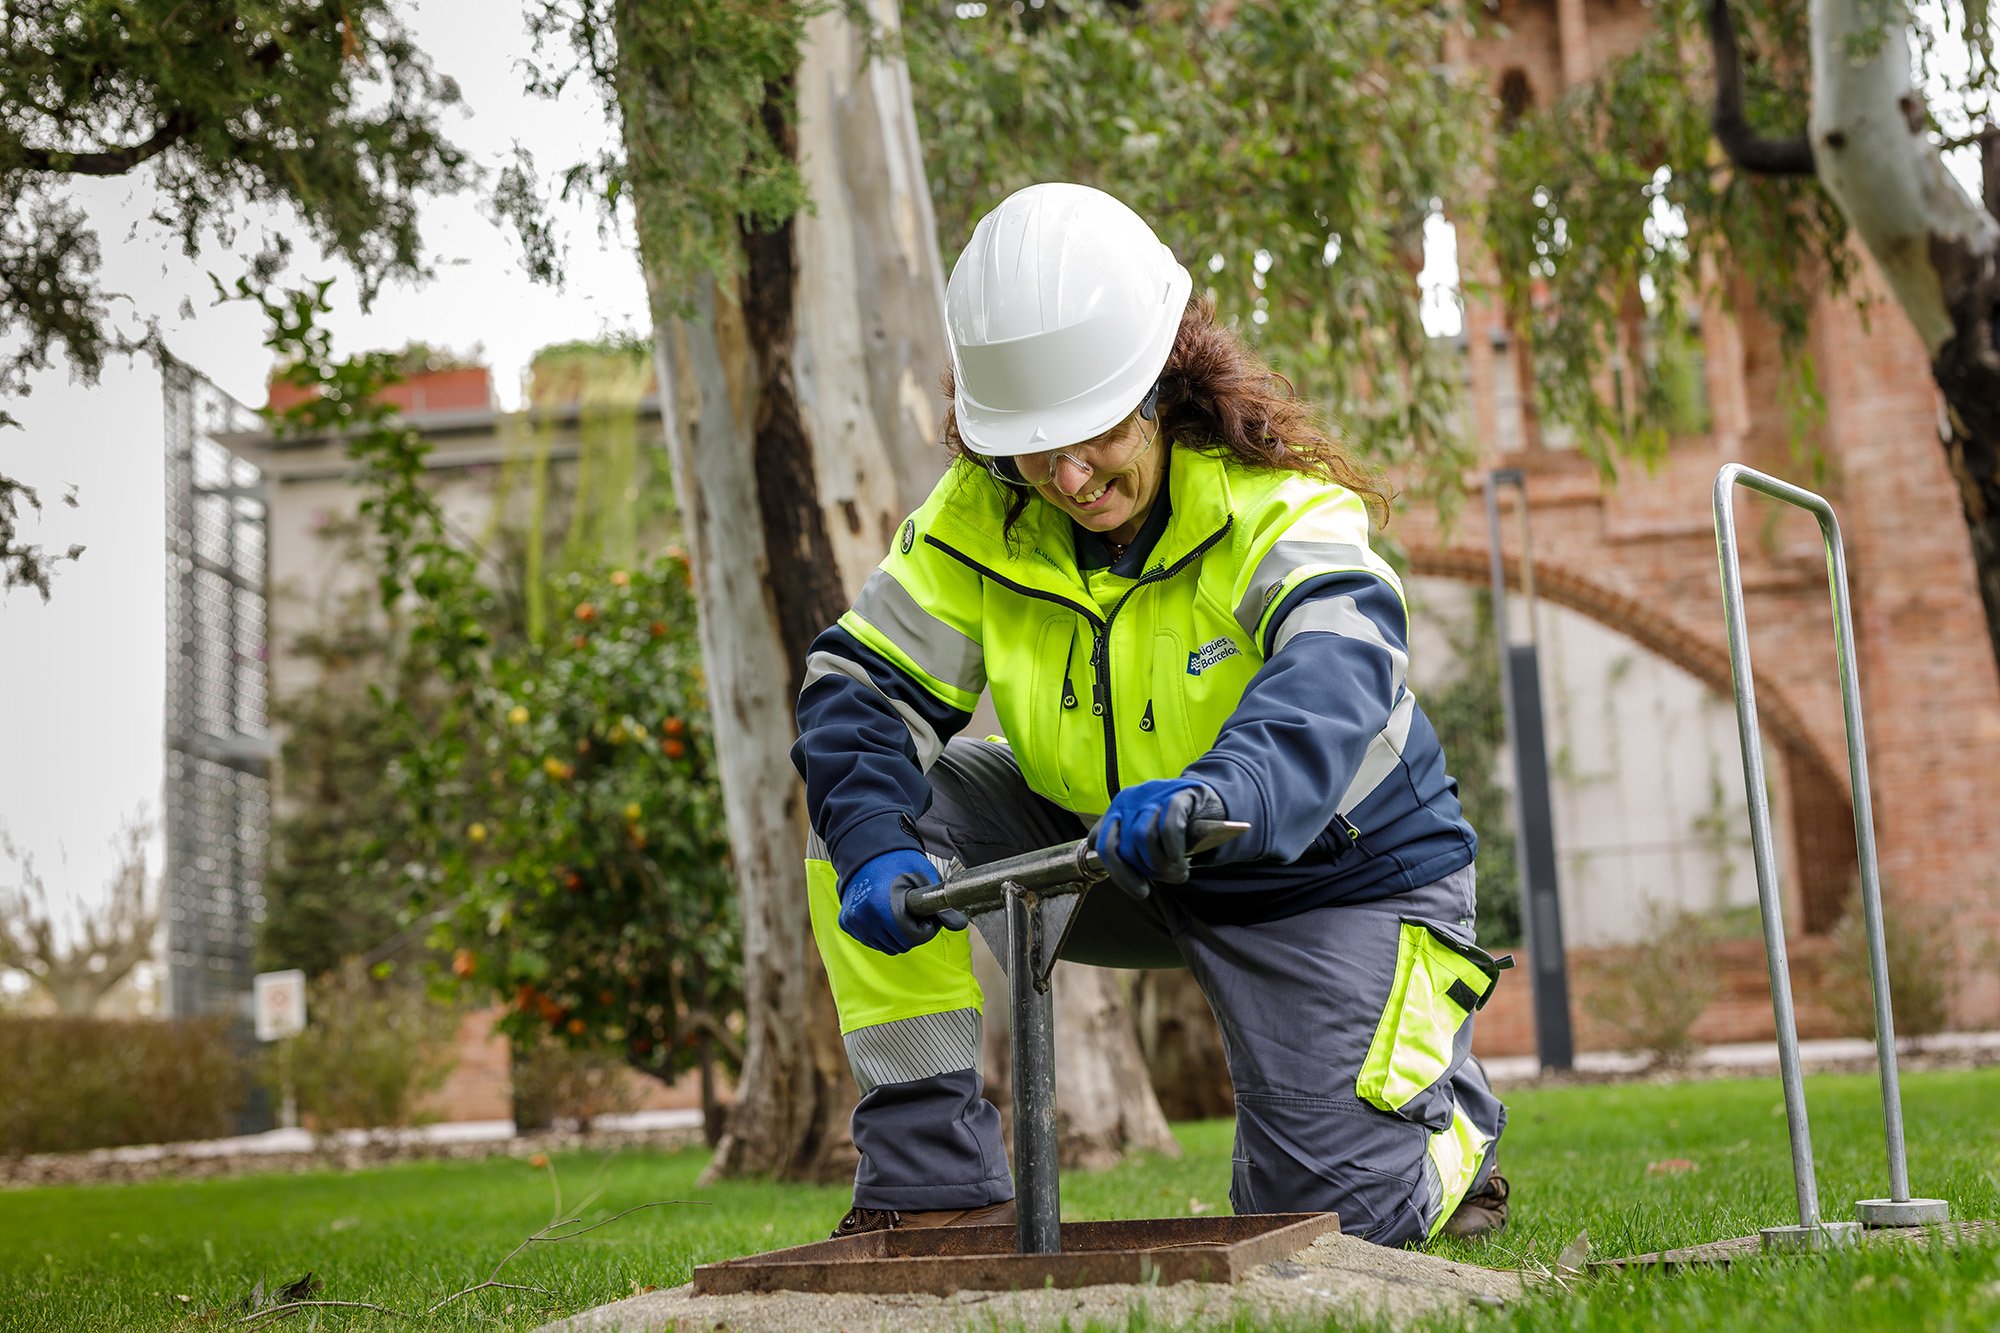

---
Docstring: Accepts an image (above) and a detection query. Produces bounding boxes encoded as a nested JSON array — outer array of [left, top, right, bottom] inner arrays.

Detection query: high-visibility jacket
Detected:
[[792, 447, 1477, 924]]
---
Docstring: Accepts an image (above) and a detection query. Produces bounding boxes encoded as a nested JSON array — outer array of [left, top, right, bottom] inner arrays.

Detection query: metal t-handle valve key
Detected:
[[904, 818, 1250, 1256]]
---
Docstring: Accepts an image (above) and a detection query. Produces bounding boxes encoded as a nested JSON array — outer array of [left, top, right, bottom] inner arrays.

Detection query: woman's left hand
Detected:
[[1095, 779, 1226, 900]]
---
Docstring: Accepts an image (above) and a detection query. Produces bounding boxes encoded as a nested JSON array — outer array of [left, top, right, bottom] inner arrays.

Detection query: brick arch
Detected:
[[1404, 543, 1843, 797], [1404, 542, 1861, 933]]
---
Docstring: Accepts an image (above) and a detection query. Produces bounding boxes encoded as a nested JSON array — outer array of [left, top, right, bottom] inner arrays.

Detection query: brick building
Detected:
[[1429, 0, 2000, 1052]]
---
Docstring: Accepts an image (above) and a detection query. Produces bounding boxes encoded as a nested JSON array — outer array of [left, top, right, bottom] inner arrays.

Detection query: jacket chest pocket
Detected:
[[1140, 628, 1200, 766], [1021, 614, 1091, 804]]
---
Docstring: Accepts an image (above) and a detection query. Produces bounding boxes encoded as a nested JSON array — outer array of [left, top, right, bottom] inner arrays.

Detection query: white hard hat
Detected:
[[946, 183, 1193, 457]]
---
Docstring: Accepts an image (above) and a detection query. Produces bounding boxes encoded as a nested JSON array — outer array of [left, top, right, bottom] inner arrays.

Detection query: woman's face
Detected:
[[1024, 413, 1166, 542]]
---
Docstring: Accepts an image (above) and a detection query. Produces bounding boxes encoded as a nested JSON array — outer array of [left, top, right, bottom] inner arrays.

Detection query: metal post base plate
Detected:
[[1855, 1198, 1950, 1227], [1760, 1222, 1861, 1253]]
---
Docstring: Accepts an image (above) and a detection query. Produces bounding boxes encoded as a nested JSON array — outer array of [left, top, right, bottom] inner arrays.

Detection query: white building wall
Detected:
[[1407, 575, 1768, 947]]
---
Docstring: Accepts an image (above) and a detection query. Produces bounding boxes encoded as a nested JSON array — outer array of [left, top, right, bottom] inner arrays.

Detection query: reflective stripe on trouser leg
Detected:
[[806, 839, 1010, 1210], [1421, 1100, 1490, 1240]]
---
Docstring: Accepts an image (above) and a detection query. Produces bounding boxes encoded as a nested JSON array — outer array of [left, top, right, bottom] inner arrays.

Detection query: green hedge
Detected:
[[0, 1016, 247, 1155]]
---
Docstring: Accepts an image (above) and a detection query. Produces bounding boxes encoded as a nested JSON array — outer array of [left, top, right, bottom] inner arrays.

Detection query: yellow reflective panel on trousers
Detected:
[[1426, 1102, 1491, 1240], [805, 858, 985, 1036], [1356, 921, 1501, 1116]]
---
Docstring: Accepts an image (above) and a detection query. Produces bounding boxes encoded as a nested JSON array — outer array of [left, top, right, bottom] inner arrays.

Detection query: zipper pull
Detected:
[[1062, 670, 1078, 710], [1334, 812, 1370, 856], [1090, 630, 1107, 716], [1140, 700, 1155, 732]]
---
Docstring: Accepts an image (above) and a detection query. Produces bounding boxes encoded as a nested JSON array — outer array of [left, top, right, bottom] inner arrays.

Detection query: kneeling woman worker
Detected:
[[792, 182, 1509, 1247]]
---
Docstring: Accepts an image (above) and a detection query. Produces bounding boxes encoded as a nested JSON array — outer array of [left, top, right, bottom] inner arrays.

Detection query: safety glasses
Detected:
[[980, 381, 1161, 491]]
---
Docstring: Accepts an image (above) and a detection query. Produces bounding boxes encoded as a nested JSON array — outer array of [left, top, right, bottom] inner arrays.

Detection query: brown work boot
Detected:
[[829, 1199, 1016, 1239], [1439, 1171, 1509, 1241]]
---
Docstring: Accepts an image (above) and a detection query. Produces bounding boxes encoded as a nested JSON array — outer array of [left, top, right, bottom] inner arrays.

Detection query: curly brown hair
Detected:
[[939, 297, 1391, 532]]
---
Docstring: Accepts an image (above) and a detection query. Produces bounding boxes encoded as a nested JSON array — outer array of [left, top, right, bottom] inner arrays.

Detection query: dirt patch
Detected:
[[1, 1126, 703, 1189], [534, 1229, 1526, 1332]]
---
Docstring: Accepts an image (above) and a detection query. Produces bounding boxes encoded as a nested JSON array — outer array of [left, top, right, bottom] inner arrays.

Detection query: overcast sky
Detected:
[[0, 0, 649, 913]]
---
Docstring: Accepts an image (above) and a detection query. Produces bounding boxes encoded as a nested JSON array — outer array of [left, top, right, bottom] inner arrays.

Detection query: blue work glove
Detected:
[[837, 849, 968, 956], [1094, 778, 1227, 901]]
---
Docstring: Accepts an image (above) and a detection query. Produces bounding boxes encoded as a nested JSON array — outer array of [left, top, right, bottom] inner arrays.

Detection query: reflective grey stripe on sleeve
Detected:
[[1234, 540, 1377, 640], [852, 569, 986, 698], [803, 651, 946, 771], [1335, 688, 1418, 815], [1270, 594, 1409, 694], [844, 1007, 983, 1096]]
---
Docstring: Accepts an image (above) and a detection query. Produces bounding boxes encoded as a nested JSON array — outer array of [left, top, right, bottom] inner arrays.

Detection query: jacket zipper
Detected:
[[930, 518, 1234, 797], [1091, 518, 1232, 793]]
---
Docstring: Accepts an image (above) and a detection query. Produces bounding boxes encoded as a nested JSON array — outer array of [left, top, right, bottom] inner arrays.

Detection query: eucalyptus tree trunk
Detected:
[[629, 0, 1173, 1183], [973, 938, 1183, 1167], [1050, 964, 1181, 1167], [632, 0, 951, 1182], [1808, 0, 2000, 663]]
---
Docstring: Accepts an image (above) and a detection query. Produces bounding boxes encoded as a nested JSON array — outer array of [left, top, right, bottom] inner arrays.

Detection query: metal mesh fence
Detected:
[[162, 359, 270, 1019]]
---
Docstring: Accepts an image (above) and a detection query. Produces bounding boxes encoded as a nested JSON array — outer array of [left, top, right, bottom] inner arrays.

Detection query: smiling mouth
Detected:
[[1073, 478, 1113, 506]]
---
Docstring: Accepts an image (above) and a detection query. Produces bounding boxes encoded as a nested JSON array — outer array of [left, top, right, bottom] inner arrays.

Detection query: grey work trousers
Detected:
[[846, 738, 1508, 1247]]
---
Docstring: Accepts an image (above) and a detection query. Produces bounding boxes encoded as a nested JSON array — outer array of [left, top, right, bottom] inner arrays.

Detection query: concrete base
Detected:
[[1855, 1198, 1950, 1227], [1760, 1221, 1862, 1253], [537, 1226, 1528, 1333], [1598, 1219, 2000, 1271]]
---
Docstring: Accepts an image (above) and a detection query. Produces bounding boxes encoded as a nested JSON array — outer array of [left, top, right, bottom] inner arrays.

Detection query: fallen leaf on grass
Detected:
[[1647, 1159, 1698, 1175], [277, 1274, 321, 1303], [1555, 1229, 1590, 1277], [1188, 1197, 1213, 1215], [530, 1153, 550, 1168]]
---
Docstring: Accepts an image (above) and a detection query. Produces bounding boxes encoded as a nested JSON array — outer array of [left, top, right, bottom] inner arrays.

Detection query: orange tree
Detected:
[[253, 282, 740, 1096], [465, 561, 742, 1086]]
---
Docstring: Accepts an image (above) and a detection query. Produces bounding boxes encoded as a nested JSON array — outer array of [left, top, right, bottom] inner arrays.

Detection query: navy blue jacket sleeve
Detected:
[[1182, 571, 1409, 865], [791, 624, 974, 885]]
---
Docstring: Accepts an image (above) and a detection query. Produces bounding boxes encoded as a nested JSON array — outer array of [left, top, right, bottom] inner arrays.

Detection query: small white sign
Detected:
[[253, 969, 308, 1042]]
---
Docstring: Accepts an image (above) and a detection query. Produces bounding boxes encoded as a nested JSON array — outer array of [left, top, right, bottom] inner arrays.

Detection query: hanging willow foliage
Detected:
[[523, 0, 869, 309], [905, 0, 1489, 512], [1483, 0, 1856, 474]]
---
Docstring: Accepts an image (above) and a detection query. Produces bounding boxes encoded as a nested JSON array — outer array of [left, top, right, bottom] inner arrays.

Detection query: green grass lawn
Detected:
[[3, 1067, 1998, 1331]]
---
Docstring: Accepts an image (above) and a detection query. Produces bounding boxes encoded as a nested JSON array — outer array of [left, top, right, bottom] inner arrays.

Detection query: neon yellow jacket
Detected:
[[794, 447, 1477, 921]]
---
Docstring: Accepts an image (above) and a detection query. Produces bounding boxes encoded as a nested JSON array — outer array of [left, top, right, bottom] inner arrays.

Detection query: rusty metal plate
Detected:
[[692, 1212, 1342, 1296]]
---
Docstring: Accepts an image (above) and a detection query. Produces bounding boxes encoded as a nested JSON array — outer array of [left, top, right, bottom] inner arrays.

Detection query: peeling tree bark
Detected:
[[1807, 0, 2000, 666], [646, 268, 858, 1183], [625, 0, 951, 1184], [1133, 969, 1236, 1121], [974, 935, 1183, 1169], [630, 0, 1174, 1184]]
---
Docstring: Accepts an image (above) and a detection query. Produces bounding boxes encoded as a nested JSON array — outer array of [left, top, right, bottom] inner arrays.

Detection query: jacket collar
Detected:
[[936, 448, 1236, 595]]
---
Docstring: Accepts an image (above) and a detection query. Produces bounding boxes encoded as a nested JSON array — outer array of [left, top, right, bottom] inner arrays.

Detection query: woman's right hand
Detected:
[[1095, 779, 1227, 899]]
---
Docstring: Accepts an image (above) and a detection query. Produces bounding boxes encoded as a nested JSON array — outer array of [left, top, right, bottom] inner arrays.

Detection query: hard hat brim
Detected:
[[954, 265, 1193, 458]]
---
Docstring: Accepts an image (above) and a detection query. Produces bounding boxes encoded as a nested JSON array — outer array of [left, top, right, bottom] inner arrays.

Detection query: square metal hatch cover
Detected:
[[692, 1212, 1342, 1296]]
